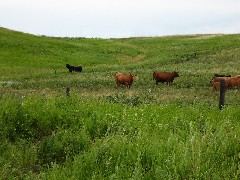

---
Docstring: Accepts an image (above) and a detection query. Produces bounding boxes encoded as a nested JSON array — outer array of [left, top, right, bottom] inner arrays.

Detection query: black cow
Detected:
[[66, 64, 82, 73], [213, 74, 231, 77]]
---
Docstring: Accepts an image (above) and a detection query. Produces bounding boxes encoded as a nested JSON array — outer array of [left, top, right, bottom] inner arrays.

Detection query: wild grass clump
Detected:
[[37, 129, 91, 167], [34, 101, 240, 179], [1, 94, 240, 179], [106, 93, 155, 106]]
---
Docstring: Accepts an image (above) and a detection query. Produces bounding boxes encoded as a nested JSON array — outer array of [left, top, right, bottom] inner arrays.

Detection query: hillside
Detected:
[[0, 28, 240, 104], [1, 27, 240, 103], [1, 28, 240, 179]]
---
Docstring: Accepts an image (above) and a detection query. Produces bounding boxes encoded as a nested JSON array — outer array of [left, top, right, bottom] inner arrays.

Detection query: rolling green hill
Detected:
[[1, 27, 240, 179], [1, 27, 240, 103]]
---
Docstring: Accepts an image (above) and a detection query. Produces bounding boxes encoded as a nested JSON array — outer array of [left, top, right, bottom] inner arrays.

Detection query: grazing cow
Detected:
[[225, 76, 240, 89], [211, 76, 230, 85], [213, 81, 220, 91], [210, 74, 231, 85], [153, 71, 179, 85], [66, 64, 82, 73], [213, 81, 228, 91], [114, 73, 136, 88]]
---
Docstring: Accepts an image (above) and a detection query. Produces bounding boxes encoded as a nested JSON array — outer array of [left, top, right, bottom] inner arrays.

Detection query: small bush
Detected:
[[37, 129, 91, 167], [106, 94, 143, 106]]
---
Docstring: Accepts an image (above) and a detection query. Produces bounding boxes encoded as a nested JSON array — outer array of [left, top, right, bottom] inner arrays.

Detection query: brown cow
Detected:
[[213, 82, 220, 91], [114, 73, 136, 88], [210, 76, 230, 85], [225, 76, 240, 89], [213, 81, 228, 91], [153, 71, 179, 85]]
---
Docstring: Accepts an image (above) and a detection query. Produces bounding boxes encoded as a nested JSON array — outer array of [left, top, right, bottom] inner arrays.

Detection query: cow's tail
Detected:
[[153, 72, 155, 80]]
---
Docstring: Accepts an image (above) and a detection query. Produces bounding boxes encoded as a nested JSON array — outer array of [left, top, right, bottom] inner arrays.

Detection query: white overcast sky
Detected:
[[0, 0, 240, 38]]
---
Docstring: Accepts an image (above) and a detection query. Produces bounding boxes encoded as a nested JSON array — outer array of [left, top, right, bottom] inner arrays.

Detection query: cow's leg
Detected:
[[115, 81, 119, 88]]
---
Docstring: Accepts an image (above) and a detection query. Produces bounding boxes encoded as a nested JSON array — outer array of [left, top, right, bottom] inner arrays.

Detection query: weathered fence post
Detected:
[[66, 87, 70, 96], [219, 80, 225, 110]]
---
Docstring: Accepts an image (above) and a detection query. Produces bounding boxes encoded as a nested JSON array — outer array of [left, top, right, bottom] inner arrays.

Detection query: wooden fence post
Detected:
[[219, 80, 225, 110], [66, 87, 70, 96]]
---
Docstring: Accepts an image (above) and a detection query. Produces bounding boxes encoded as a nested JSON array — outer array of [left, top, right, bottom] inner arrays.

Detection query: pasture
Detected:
[[1, 27, 240, 179]]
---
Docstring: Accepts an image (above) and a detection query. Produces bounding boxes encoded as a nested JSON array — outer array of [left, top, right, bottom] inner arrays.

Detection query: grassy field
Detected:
[[1, 27, 240, 179]]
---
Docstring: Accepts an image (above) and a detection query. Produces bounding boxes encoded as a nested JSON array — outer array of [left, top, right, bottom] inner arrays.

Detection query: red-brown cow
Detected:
[[210, 74, 231, 85], [225, 76, 240, 89], [210, 76, 230, 85], [153, 71, 179, 85], [213, 81, 220, 91], [114, 73, 137, 88], [213, 81, 228, 91]]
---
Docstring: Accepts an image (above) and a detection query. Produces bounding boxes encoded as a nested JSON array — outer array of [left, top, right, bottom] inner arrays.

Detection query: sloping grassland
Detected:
[[1, 27, 240, 179]]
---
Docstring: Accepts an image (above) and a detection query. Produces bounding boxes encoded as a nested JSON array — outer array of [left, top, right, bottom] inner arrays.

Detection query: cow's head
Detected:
[[174, 71, 179, 77], [131, 74, 137, 80], [113, 72, 121, 77]]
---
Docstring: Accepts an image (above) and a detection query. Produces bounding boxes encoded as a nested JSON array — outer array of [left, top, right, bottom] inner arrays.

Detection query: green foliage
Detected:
[[37, 129, 91, 167], [106, 93, 149, 106], [1, 94, 240, 179], [1, 28, 240, 179]]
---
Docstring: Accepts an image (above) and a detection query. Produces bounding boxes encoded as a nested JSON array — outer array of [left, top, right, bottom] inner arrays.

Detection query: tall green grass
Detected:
[[1, 95, 240, 179], [1, 28, 240, 179]]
